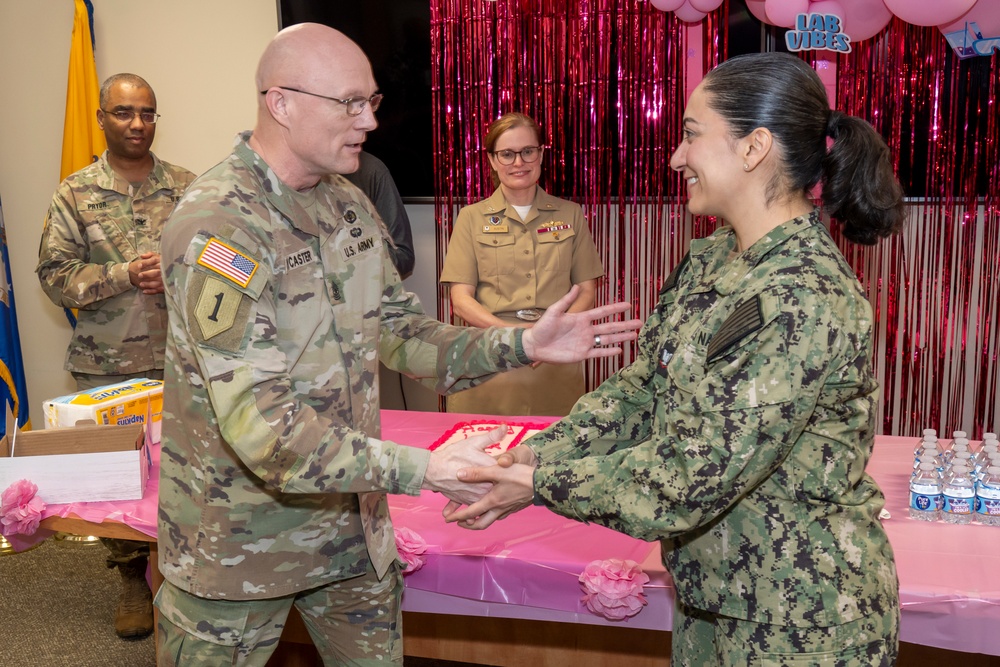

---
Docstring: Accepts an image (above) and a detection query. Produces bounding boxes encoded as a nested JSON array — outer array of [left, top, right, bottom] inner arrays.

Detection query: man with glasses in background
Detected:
[[154, 23, 638, 665], [37, 73, 195, 639]]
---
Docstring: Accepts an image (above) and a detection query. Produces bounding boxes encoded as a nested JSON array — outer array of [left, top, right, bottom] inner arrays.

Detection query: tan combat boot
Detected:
[[114, 561, 153, 638]]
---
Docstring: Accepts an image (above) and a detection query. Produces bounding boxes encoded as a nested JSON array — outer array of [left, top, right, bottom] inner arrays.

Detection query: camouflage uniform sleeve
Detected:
[[164, 229, 430, 498], [378, 255, 530, 394], [532, 287, 851, 541], [525, 358, 656, 462], [36, 182, 132, 309]]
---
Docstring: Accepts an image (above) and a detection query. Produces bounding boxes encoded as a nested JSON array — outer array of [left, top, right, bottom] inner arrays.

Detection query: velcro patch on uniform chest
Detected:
[[197, 238, 259, 288], [706, 296, 764, 362]]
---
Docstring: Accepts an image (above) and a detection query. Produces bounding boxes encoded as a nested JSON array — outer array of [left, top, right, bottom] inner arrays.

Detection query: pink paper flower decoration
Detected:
[[1, 479, 46, 537], [579, 558, 650, 621], [395, 526, 428, 574]]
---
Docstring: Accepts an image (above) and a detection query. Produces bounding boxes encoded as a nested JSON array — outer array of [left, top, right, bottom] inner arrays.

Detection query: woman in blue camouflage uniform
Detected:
[[448, 52, 906, 665]]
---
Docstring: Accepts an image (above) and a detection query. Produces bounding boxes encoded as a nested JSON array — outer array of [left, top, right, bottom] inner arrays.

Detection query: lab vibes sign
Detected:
[[786, 13, 852, 53]]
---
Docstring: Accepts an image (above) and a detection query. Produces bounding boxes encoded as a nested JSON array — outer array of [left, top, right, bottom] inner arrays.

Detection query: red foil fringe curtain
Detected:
[[834, 20, 1000, 437], [430, 1, 999, 436], [431, 0, 693, 393]]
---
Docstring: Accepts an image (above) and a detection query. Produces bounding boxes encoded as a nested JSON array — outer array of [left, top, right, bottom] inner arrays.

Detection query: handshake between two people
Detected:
[[419, 286, 642, 529]]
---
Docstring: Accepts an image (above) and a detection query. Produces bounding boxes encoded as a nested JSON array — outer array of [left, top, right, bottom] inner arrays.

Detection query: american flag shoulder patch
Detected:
[[196, 238, 259, 288]]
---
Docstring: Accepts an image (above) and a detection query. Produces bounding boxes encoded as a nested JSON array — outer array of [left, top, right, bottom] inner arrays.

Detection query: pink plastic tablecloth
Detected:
[[15, 410, 1000, 653]]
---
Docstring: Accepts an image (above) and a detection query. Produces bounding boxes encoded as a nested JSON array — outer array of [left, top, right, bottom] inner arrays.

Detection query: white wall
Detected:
[[0, 1, 278, 417]]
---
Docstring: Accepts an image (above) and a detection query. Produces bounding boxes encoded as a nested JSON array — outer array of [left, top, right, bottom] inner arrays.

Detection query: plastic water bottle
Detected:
[[942, 464, 976, 524], [975, 466, 1000, 526], [944, 444, 965, 467], [913, 433, 940, 467], [950, 450, 975, 474], [909, 461, 942, 522], [915, 430, 938, 458], [974, 442, 997, 475], [913, 446, 943, 478]]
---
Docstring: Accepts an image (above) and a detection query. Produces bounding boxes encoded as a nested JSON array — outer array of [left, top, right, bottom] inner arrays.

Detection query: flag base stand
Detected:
[[53, 532, 102, 545], [0, 534, 50, 556]]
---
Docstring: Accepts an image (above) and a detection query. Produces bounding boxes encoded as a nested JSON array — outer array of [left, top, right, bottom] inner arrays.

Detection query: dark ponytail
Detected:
[[821, 111, 905, 245], [702, 53, 905, 245]]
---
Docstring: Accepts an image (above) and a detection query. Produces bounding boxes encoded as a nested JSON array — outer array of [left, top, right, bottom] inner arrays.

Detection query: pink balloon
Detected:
[[765, 0, 811, 28], [650, 0, 686, 12], [674, 1, 709, 22], [807, 0, 846, 22], [838, 0, 893, 41], [883, 0, 977, 27], [689, 0, 724, 13], [745, 0, 772, 24], [938, 0, 1000, 37]]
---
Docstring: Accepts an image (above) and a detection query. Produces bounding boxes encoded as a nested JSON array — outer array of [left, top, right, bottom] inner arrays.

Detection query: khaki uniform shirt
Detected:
[[158, 132, 531, 599], [37, 151, 195, 375], [528, 211, 898, 628], [440, 188, 604, 314]]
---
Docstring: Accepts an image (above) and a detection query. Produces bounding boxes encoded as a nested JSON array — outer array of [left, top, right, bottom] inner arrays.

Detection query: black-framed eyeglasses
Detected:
[[491, 146, 542, 165], [261, 86, 383, 116], [101, 109, 160, 124]]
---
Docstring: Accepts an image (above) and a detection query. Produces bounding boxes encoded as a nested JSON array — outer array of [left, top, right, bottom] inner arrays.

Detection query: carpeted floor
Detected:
[[0, 537, 155, 666], [0, 538, 491, 667]]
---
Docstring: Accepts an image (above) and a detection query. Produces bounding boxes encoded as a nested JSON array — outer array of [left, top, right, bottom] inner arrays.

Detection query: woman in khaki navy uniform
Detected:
[[440, 112, 604, 416]]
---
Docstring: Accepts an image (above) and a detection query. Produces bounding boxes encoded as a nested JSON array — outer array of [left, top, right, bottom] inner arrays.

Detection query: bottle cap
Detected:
[[919, 461, 937, 470], [923, 428, 937, 436], [953, 431, 968, 439], [988, 466, 1000, 475]]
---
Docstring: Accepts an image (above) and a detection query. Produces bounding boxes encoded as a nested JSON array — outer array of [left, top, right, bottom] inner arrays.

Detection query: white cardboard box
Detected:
[[0, 413, 149, 505]]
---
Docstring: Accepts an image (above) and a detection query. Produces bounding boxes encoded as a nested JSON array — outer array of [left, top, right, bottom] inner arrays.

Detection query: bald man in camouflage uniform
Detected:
[[37, 73, 195, 639], [155, 24, 638, 667]]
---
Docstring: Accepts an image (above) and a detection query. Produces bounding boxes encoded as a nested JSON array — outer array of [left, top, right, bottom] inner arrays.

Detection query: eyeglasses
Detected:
[[261, 86, 383, 116], [492, 146, 542, 165], [101, 109, 160, 124]]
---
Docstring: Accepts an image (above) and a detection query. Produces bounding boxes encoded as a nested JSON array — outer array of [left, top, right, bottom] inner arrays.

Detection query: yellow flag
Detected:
[[60, 0, 105, 181]]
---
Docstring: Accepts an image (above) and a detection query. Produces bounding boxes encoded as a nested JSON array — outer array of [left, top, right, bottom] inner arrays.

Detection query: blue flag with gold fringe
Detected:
[[0, 195, 31, 435]]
